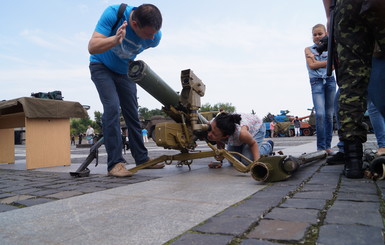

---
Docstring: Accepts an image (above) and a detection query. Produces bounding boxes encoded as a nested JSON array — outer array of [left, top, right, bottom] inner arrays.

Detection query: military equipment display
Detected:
[[70, 60, 327, 182], [265, 110, 315, 137], [125, 60, 327, 181]]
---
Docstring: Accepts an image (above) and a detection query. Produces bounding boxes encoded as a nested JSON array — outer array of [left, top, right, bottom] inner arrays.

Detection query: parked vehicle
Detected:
[[264, 110, 315, 137]]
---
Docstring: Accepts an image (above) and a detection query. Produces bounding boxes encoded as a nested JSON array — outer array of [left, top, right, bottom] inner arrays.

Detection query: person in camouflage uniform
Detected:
[[323, 0, 385, 178]]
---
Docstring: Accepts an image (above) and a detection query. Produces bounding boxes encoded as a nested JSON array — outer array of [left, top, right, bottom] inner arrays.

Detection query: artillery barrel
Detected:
[[297, 150, 328, 164], [250, 150, 327, 182], [128, 60, 180, 108]]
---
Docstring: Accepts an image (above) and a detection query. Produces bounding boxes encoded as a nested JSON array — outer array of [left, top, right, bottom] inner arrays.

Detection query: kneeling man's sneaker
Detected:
[[108, 162, 133, 177]]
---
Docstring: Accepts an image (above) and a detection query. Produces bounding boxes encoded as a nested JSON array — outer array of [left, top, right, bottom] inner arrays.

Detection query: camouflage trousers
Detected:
[[334, 0, 385, 143]]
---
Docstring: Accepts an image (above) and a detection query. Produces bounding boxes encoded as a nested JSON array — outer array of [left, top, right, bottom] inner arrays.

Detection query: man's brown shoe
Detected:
[[108, 162, 133, 177]]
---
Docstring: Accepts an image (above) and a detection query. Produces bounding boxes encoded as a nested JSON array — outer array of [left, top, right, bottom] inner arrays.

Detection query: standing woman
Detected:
[[304, 24, 336, 155]]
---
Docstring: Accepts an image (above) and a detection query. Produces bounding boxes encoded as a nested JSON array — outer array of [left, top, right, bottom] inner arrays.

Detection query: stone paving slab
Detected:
[[325, 200, 383, 227], [241, 239, 282, 245], [0, 194, 34, 204], [192, 215, 257, 235], [337, 192, 380, 202], [292, 190, 334, 200], [46, 190, 84, 199], [0, 203, 18, 212], [14, 197, 55, 207], [171, 233, 234, 245], [339, 184, 378, 195], [317, 224, 384, 245], [217, 201, 268, 220], [279, 198, 326, 210], [263, 207, 319, 224], [247, 219, 311, 241]]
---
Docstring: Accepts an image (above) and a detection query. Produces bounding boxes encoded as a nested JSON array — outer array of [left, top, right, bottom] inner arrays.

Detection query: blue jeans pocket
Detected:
[[310, 77, 322, 86]]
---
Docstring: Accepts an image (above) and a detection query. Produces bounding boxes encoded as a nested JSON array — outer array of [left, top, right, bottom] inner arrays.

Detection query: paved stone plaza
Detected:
[[0, 135, 384, 245]]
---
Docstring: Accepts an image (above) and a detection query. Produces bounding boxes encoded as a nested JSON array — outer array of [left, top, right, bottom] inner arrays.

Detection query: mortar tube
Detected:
[[128, 60, 180, 108], [128, 60, 209, 126]]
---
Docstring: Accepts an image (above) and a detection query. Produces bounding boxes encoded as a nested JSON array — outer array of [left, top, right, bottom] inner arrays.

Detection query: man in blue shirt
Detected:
[[88, 4, 164, 177]]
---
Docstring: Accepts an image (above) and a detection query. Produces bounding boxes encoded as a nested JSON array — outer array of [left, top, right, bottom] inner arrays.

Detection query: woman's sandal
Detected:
[[208, 161, 222, 169]]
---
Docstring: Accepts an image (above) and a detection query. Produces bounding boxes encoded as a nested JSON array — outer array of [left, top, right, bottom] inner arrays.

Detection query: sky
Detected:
[[0, 0, 328, 119]]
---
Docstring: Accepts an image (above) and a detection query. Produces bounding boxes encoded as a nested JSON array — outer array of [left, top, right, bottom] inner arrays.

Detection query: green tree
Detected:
[[70, 118, 89, 136], [94, 111, 102, 131], [138, 106, 166, 120], [70, 113, 99, 136], [138, 107, 149, 120], [70, 119, 81, 136], [200, 102, 235, 113], [200, 103, 212, 112]]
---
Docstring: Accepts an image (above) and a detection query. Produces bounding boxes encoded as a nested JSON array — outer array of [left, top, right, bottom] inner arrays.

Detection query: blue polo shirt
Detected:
[[90, 5, 162, 74]]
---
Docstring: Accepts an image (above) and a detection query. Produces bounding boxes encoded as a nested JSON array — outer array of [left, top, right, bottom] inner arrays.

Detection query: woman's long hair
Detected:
[[215, 113, 242, 137]]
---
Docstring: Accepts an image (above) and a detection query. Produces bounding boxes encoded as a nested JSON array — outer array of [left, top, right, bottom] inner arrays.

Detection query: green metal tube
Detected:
[[128, 60, 180, 108], [251, 156, 291, 182], [250, 151, 327, 182], [297, 150, 327, 163]]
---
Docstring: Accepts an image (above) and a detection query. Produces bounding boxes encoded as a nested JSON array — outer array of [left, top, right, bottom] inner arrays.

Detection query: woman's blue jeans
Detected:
[[368, 57, 385, 148], [226, 124, 273, 165], [90, 62, 148, 171], [310, 77, 336, 150], [368, 57, 385, 119], [334, 90, 344, 152], [368, 100, 385, 148]]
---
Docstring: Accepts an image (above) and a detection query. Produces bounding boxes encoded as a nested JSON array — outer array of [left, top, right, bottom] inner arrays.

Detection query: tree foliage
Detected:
[[200, 102, 236, 113], [138, 107, 166, 120], [70, 111, 101, 136], [94, 111, 102, 129]]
